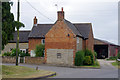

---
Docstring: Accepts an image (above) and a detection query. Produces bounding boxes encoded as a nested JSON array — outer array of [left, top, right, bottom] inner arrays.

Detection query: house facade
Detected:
[[28, 8, 94, 66], [2, 31, 30, 54]]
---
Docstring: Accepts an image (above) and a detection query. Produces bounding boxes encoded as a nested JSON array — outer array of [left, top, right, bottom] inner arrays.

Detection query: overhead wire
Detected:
[[24, 0, 54, 22]]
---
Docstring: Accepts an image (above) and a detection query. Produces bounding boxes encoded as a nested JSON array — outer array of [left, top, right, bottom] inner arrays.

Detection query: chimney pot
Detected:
[[34, 16, 37, 26], [57, 7, 64, 21]]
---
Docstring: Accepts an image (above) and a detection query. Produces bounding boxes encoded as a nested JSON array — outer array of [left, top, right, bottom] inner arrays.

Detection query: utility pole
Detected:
[[16, 0, 20, 66]]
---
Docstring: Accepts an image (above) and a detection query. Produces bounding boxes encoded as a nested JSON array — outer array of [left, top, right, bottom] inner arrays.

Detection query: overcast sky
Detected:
[[10, 0, 119, 45]]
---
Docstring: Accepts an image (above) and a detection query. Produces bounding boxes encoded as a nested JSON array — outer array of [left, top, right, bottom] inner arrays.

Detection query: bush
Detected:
[[11, 48, 30, 57], [75, 50, 84, 66], [94, 51, 97, 60], [11, 48, 21, 57], [109, 56, 117, 60], [83, 56, 92, 65], [117, 52, 120, 59], [35, 44, 45, 57], [2, 52, 11, 56], [84, 49, 95, 65], [25, 52, 30, 56]]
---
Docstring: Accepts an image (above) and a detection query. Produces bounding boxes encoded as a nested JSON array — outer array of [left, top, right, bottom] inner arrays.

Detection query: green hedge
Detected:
[[2, 48, 30, 57], [2, 52, 11, 56], [75, 50, 84, 66]]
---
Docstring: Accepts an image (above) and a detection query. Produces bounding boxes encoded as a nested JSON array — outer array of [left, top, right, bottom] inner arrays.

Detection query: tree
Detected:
[[2, 2, 15, 50], [2, 1, 25, 66]]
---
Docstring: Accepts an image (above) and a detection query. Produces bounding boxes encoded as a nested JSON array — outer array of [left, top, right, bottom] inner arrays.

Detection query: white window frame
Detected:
[[77, 37, 79, 43], [41, 39, 45, 44], [20, 49, 26, 53]]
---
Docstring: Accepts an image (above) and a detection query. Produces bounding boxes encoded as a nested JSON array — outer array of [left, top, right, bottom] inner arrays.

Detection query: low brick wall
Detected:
[[25, 57, 45, 64], [2, 56, 16, 63], [2, 56, 45, 64]]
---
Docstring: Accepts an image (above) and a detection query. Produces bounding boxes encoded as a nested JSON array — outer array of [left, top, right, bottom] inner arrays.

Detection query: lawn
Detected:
[[111, 62, 120, 68], [2, 65, 56, 78]]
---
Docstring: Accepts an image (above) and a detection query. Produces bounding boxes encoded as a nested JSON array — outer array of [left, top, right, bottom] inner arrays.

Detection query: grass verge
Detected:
[[111, 62, 120, 68], [74, 60, 100, 68], [2, 65, 56, 78]]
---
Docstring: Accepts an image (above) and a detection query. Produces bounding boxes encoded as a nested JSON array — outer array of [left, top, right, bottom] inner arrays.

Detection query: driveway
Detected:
[[3, 59, 118, 78]]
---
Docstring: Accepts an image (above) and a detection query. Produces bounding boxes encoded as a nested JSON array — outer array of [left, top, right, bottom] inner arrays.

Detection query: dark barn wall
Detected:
[[109, 45, 119, 57], [94, 45, 108, 59]]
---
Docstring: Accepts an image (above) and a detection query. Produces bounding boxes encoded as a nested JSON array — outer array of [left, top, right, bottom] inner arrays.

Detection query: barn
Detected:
[[94, 38, 120, 59]]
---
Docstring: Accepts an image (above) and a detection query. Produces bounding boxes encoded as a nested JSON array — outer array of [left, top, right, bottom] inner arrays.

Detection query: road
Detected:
[[3, 59, 118, 78]]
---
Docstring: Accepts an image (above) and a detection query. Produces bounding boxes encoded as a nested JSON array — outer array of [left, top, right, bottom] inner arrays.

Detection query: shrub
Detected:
[[2, 52, 11, 56], [83, 56, 92, 65], [25, 52, 30, 56], [94, 51, 97, 60], [108, 56, 117, 60], [75, 50, 84, 66], [35, 44, 45, 57], [117, 52, 120, 59], [84, 49, 95, 65], [11, 48, 21, 57]]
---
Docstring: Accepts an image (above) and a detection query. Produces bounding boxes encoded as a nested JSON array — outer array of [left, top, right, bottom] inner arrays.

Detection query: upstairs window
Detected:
[[41, 39, 45, 44]]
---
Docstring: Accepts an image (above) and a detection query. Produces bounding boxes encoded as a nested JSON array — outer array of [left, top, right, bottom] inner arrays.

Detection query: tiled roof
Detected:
[[28, 24, 53, 38], [74, 23, 91, 39], [28, 20, 91, 39], [9, 31, 30, 43], [64, 19, 82, 37]]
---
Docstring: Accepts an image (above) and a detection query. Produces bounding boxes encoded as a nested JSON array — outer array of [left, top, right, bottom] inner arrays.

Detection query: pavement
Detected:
[[2, 59, 118, 78]]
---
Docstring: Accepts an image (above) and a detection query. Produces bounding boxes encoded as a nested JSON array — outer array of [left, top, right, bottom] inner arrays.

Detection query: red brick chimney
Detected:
[[34, 16, 37, 26], [57, 7, 64, 21]]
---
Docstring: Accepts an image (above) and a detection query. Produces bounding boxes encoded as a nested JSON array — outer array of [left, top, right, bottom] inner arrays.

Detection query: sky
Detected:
[[10, 0, 119, 45]]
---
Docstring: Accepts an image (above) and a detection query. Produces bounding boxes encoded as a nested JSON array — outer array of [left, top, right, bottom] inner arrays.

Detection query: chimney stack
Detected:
[[34, 16, 37, 26], [57, 7, 64, 21]]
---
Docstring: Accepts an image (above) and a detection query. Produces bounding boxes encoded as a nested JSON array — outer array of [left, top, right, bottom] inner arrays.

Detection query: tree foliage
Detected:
[[2, 2, 24, 50], [2, 2, 15, 49]]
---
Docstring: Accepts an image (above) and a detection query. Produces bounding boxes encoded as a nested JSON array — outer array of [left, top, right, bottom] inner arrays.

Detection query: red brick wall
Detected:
[[86, 24, 94, 51], [28, 38, 42, 52], [45, 20, 77, 64]]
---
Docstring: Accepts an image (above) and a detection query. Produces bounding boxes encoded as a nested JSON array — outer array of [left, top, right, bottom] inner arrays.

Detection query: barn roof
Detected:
[[94, 38, 120, 46], [9, 31, 30, 43]]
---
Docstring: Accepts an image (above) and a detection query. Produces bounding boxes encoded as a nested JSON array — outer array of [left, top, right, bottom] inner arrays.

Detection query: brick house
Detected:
[[28, 8, 94, 66]]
